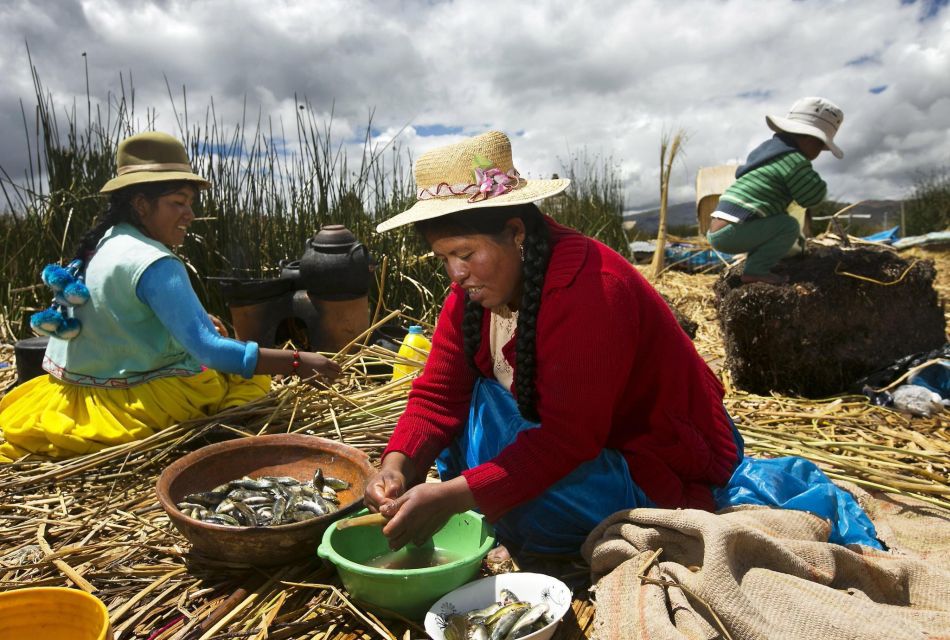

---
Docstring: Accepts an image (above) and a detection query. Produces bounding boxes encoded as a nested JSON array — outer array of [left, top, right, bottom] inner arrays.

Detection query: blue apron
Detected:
[[436, 378, 653, 554]]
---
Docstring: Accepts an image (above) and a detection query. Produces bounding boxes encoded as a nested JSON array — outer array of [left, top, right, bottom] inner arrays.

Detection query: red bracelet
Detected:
[[291, 349, 300, 376]]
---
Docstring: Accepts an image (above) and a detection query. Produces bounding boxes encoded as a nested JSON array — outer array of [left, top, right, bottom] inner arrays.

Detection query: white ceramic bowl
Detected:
[[424, 572, 573, 640]]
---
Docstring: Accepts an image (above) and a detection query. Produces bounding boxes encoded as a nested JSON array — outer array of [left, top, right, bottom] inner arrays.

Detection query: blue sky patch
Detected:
[[902, 0, 948, 20], [415, 124, 464, 137], [869, 85, 889, 94]]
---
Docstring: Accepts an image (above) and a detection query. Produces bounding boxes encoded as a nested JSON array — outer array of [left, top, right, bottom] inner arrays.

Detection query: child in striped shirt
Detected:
[[707, 97, 844, 285]]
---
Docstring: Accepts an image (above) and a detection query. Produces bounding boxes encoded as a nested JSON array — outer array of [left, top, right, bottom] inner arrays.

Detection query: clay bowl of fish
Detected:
[[424, 572, 572, 640], [318, 509, 495, 619], [156, 433, 374, 566]]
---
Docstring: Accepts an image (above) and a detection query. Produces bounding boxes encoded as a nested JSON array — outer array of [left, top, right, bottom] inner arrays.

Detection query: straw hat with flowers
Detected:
[[99, 131, 211, 194], [376, 130, 570, 232]]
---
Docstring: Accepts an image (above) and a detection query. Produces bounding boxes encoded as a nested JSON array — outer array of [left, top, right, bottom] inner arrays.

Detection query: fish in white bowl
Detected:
[[424, 572, 573, 640]]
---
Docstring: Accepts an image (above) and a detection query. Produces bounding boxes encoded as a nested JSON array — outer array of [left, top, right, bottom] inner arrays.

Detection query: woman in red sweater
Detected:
[[366, 131, 742, 556]]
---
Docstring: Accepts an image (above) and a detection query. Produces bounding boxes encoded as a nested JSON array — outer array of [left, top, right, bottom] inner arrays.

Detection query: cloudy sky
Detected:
[[1, 0, 948, 211]]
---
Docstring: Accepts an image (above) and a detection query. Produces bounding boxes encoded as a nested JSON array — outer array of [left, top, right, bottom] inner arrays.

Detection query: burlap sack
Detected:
[[842, 484, 950, 572], [581, 505, 950, 640]]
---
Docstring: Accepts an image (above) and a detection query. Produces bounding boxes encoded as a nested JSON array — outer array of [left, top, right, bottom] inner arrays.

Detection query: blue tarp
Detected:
[[665, 245, 734, 269], [909, 360, 950, 398], [861, 226, 901, 244], [715, 456, 883, 549], [629, 241, 734, 271]]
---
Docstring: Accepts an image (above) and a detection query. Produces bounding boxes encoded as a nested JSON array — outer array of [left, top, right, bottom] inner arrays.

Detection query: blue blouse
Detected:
[[136, 257, 258, 378]]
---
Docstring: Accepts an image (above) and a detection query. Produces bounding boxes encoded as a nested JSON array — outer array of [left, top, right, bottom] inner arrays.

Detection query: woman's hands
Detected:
[[365, 452, 478, 550], [296, 351, 342, 381], [381, 477, 476, 549]]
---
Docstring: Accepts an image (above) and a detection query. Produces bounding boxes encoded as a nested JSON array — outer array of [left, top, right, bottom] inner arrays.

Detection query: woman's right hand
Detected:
[[364, 452, 413, 513], [364, 468, 407, 513], [256, 347, 342, 382]]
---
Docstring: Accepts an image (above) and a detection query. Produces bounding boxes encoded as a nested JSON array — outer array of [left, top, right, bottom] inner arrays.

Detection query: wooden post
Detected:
[[651, 130, 685, 281]]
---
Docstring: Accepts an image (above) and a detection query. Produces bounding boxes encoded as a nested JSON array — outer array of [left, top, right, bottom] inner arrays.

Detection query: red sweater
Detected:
[[384, 218, 738, 521]]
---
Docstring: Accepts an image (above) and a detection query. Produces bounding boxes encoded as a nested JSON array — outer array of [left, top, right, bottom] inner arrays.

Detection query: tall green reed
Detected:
[[1, 66, 626, 342]]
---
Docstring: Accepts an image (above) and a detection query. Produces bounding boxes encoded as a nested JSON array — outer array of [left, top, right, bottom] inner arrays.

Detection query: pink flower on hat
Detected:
[[470, 153, 516, 201], [475, 167, 512, 197]]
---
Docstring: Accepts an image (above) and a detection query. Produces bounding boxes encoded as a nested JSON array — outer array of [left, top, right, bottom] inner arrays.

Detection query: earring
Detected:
[[519, 243, 525, 262]]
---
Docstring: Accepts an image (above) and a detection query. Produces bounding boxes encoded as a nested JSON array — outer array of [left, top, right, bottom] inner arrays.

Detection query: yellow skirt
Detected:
[[0, 371, 271, 463]]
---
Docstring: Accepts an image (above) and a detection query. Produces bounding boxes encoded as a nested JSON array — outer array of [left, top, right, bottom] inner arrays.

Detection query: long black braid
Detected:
[[416, 203, 551, 421], [72, 181, 191, 267], [512, 207, 550, 421]]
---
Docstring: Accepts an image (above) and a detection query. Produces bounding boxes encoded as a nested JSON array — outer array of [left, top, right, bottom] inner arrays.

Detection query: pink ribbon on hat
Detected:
[[417, 167, 522, 203]]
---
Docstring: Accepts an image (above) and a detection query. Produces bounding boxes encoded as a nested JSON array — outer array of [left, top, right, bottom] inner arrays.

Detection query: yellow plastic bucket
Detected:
[[0, 587, 112, 640]]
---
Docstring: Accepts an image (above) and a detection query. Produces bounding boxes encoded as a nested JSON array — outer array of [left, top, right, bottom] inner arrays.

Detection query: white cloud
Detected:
[[1, 0, 948, 210]]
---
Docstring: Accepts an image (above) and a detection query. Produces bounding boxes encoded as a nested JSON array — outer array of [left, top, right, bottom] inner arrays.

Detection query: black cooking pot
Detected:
[[278, 259, 300, 285], [298, 224, 371, 296]]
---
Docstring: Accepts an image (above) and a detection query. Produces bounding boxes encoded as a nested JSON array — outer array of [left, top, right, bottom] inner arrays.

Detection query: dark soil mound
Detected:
[[661, 294, 698, 340], [714, 244, 946, 397]]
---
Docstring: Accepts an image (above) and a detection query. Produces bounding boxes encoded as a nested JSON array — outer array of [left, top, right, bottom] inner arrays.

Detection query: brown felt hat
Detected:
[[99, 131, 211, 193], [376, 130, 570, 233]]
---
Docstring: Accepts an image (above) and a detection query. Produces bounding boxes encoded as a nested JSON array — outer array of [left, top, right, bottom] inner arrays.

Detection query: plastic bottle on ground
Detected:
[[391, 325, 432, 385]]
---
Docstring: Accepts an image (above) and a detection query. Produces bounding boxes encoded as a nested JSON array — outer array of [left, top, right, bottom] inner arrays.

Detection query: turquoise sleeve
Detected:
[[136, 257, 259, 378]]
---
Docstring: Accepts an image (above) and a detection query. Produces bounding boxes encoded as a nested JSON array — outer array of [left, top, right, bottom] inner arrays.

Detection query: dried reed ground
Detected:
[[0, 249, 947, 640]]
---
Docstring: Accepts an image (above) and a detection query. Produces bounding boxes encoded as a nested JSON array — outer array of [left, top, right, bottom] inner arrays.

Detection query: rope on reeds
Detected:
[[834, 259, 920, 286]]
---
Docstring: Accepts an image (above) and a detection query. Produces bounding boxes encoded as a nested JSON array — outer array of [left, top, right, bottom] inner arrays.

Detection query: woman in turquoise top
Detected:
[[0, 132, 341, 462]]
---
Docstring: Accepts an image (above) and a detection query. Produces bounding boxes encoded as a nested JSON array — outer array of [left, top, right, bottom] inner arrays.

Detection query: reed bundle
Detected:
[[0, 253, 948, 639]]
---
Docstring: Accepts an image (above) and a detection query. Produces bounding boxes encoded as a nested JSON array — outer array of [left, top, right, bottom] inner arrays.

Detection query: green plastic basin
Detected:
[[317, 510, 495, 619]]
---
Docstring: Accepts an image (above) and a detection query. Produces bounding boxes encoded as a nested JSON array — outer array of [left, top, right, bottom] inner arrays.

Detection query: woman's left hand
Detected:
[[381, 476, 477, 549], [209, 314, 229, 337]]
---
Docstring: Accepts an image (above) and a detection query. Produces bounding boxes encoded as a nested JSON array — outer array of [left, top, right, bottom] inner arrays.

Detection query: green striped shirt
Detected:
[[719, 151, 827, 219]]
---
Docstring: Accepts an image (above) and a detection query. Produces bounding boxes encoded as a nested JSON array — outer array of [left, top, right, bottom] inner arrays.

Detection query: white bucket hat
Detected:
[[376, 130, 570, 232], [766, 96, 845, 159]]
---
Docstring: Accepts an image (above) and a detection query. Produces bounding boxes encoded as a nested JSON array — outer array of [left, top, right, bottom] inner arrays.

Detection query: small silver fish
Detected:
[[312, 468, 325, 491], [323, 476, 349, 491], [184, 490, 228, 507], [178, 469, 340, 528], [204, 513, 241, 526], [505, 603, 549, 639], [231, 501, 259, 526], [470, 622, 490, 640], [295, 499, 329, 516], [466, 602, 502, 621], [229, 477, 275, 491], [442, 615, 468, 640]]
